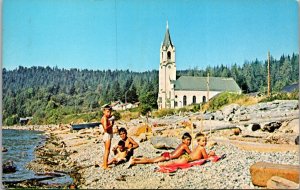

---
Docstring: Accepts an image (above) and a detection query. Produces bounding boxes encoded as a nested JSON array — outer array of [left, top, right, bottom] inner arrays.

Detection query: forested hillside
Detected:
[[3, 53, 298, 125]]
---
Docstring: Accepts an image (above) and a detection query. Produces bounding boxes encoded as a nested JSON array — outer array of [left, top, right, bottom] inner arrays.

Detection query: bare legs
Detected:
[[158, 158, 187, 167], [130, 156, 167, 165], [103, 140, 111, 169]]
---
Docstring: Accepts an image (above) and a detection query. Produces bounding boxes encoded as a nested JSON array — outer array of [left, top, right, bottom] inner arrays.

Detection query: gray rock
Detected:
[[214, 110, 224, 121], [138, 133, 147, 142], [257, 102, 275, 111], [276, 100, 299, 110], [150, 136, 181, 149], [221, 104, 240, 117], [203, 113, 213, 120], [279, 119, 299, 134], [224, 114, 234, 122]]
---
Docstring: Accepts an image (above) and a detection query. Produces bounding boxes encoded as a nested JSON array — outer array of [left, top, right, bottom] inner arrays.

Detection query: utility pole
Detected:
[[207, 72, 212, 137], [125, 90, 129, 110], [268, 51, 271, 97], [206, 72, 210, 107]]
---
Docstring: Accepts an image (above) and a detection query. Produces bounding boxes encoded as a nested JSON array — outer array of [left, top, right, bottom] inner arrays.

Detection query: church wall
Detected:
[[173, 90, 222, 108]]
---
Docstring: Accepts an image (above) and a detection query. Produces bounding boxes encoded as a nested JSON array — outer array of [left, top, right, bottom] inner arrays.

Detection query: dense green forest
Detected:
[[3, 53, 298, 125]]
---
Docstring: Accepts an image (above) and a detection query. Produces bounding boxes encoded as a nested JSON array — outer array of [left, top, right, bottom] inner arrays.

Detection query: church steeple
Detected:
[[158, 21, 176, 109], [163, 21, 173, 48]]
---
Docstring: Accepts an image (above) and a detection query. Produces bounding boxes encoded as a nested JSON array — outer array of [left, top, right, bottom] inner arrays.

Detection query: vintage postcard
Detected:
[[2, 0, 299, 189]]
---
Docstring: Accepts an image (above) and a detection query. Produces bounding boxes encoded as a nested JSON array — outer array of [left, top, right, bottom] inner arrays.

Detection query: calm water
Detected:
[[2, 129, 72, 185]]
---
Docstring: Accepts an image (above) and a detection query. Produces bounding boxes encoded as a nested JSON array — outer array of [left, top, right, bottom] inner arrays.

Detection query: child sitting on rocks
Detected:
[[158, 132, 215, 167], [128, 132, 192, 167], [108, 140, 128, 165], [112, 127, 139, 161]]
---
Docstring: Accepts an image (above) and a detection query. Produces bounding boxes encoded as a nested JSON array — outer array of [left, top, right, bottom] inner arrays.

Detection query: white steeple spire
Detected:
[[166, 20, 169, 29]]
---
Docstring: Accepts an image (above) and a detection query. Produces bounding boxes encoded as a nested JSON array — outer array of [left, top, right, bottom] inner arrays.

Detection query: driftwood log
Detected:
[[267, 176, 299, 189]]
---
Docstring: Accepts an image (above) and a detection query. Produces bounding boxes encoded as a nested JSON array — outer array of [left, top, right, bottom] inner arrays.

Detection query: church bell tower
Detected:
[[157, 21, 176, 109]]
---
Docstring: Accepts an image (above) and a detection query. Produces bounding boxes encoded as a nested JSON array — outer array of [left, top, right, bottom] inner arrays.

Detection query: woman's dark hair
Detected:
[[182, 132, 192, 140], [118, 127, 127, 135]]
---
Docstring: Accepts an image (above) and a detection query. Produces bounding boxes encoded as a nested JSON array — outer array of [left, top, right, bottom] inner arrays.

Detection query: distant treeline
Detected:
[[3, 53, 298, 125]]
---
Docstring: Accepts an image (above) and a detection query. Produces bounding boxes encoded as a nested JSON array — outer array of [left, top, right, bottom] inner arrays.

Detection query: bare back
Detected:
[[189, 145, 208, 161], [170, 143, 191, 159]]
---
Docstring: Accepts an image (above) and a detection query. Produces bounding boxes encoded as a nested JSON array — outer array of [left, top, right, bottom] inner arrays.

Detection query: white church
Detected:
[[157, 23, 242, 109]]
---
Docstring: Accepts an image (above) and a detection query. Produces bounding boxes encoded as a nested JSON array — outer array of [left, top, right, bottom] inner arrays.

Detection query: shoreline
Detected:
[[2, 125, 75, 188], [2, 125, 58, 132], [21, 122, 299, 189]]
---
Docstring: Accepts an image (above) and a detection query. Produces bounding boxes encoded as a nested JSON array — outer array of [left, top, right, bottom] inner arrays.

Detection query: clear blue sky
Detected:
[[3, 0, 299, 71]]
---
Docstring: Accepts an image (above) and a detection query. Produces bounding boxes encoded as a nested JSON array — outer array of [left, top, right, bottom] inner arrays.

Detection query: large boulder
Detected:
[[150, 136, 181, 149], [282, 119, 299, 134], [138, 133, 148, 142], [221, 104, 240, 117], [127, 124, 152, 136], [250, 161, 299, 187], [257, 102, 278, 111], [213, 110, 224, 121], [152, 126, 168, 136], [276, 100, 299, 110]]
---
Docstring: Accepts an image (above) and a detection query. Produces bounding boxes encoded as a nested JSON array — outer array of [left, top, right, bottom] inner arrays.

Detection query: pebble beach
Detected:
[[74, 139, 299, 189], [3, 100, 299, 189], [21, 124, 298, 189]]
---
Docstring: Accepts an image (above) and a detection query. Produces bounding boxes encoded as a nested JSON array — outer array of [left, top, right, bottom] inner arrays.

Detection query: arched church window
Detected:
[[175, 101, 178, 107], [202, 96, 206, 103], [175, 95, 178, 98], [193, 96, 196, 104], [167, 51, 171, 59], [183, 96, 187, 106], [168, 65, 171, 69]]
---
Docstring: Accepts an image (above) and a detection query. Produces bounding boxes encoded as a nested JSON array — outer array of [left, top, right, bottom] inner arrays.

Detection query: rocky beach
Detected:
[[3, 100, 299, 189]]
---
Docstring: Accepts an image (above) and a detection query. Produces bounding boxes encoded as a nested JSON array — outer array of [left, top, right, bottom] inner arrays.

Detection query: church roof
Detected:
[[174, 76, 241, 92], [163, 23, 173, 48]]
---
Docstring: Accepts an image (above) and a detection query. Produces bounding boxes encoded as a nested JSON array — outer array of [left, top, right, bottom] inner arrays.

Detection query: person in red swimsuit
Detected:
[[158, 132, 215, 168], [128, 132, 192, 167]]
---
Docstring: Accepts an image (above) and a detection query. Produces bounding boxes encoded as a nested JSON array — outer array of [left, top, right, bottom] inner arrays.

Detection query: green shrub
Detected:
[[81, 113, 97, 122], [290, 91, 299, 100], [46, 110, 63, 124], [176, 107, 188, 113], [4, 115, 18, 126], [153, 108, 175, 118], [259, 92, 299, 102], [208, 92, 244, 111], [120, 110, 139, 121], [191, 104, 201, 112], [139, 104, 152, 116]]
